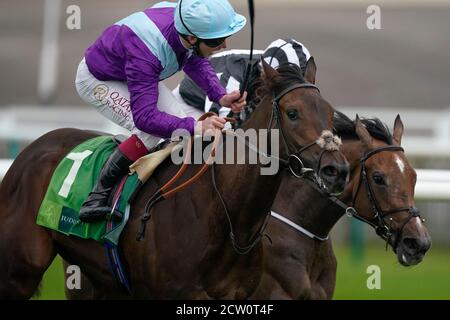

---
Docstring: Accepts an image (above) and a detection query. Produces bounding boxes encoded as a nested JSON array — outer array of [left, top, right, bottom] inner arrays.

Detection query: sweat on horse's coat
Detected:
[[315, 130, 342, 151]]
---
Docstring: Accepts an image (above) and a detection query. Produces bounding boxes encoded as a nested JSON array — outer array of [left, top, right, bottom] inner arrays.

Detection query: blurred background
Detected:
[[1, 0, 449, 299]]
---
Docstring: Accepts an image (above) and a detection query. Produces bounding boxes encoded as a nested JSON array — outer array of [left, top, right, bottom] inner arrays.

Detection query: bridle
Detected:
[[213, 82, 330, 255], [270, 145, 422, 247], [337, 145, 421, 247], [268, 83, 328, 182], [238, 0, 328, 182]]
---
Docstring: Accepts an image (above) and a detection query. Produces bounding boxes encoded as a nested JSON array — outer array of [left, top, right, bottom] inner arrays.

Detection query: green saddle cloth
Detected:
[[36, 136, 141, 246]]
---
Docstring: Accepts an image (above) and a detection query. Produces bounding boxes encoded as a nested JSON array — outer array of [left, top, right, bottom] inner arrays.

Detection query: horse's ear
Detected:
[[355, 114, 373, 149], [261, 57, 279, 82], [393, 114, 404, 145], [304, 57, 317, 84]]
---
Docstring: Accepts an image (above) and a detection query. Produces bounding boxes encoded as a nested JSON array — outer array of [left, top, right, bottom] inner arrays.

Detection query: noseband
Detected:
[[345, 146, 421, 246]]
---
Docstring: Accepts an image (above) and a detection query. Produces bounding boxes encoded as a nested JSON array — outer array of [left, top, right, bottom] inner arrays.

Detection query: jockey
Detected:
[[174, 38, 311, 120], [75, 0, 247, 222]]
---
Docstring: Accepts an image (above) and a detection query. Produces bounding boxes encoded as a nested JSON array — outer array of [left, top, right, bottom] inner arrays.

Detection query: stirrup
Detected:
[[79, 209, 110, 223], [107, 209, 123, 222]]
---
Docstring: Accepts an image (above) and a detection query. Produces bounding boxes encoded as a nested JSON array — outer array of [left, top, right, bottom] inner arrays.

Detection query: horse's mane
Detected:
[[333, 110, 393, 144], [246, 60, 263, 102]]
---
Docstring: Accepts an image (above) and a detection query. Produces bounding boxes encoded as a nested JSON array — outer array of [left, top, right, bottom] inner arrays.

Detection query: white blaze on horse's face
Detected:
[[394, 155, 405, 174]]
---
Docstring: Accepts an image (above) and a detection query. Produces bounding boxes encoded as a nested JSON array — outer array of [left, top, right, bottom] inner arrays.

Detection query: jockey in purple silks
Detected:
[[75, 0, 247, 222]]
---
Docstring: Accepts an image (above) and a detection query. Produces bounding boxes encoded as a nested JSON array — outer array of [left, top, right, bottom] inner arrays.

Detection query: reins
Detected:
[[135, 112, 273, 254], [211, 161, 271, 255], [136, 112, 226, 241], [136, 0, 336, 250]]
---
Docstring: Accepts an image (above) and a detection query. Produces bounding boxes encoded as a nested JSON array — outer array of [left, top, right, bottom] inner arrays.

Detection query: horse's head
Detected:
[[253, 58, 349, 194], [343, 115, 431, 266]]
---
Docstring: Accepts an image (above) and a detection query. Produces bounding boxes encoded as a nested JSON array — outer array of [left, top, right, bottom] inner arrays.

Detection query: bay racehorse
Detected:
[[0, 59, 349, 299], [64, 112, 432, 300], [249, 112, 432, 299]]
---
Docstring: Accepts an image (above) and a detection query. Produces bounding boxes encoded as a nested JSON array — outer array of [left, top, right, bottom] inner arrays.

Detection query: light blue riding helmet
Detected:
[[174, 0, 247, 39]]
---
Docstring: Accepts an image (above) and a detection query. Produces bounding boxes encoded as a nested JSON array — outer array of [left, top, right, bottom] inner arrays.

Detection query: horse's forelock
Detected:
[[242, 63, 315, 126], [255, 63, 306, 99], [271, 64, 306, 95]]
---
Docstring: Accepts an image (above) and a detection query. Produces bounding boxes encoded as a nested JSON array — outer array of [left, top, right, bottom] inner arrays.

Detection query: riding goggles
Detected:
[[201, 37, 227, 48]]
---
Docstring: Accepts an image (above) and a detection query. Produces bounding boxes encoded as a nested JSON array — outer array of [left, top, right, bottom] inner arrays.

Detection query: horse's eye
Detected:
[[287, 109, 299, 120], [372, 172, 386, 185]]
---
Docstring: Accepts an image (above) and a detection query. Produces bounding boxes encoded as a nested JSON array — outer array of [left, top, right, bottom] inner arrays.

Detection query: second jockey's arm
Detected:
[[183, 56, 246, 114], [219, 91, 247, 113]]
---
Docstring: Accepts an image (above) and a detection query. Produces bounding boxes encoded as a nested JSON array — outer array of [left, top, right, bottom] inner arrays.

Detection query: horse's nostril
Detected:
[[322, 165, 339, 177], [403, 237, 420, 252], [402, 236, 431, 256]]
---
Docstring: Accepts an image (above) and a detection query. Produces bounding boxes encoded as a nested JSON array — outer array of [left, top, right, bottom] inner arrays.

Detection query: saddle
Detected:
[[35, 134, 177, 244], [129, 140, 179, 183]]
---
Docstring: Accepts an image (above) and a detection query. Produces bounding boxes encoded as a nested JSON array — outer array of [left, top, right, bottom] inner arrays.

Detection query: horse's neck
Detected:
[[213, 137, 284, 248], [272, 139, 364, 240], [213, 100, 282, 248], [241, 95, 273, 131], [273, 175, 344, 240], [338, 140, 365, 204]]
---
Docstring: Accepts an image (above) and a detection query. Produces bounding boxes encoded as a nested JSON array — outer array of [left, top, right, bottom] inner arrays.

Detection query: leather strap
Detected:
[[137, 113, 231, 241], [160, 112, 224, 198]]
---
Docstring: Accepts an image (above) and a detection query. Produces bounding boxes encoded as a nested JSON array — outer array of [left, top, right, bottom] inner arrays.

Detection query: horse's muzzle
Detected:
[[396, 234, 432, 266], [318, 162, 349, 195]]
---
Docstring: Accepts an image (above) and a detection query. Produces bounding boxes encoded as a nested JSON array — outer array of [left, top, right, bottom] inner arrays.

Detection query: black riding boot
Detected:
[[79, 148, 132, 222]]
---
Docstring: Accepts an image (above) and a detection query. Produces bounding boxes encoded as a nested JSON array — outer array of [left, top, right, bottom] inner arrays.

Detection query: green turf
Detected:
[[33, 256, 65, 300], [333, 245, 450, 299], [35, 245, 450, 300]]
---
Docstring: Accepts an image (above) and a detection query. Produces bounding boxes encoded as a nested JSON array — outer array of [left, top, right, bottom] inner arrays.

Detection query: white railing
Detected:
[[0, 158, 448, 201], [0, 106, 129, 141], [0, 159, 13, 181], [415, 170, 450, 201], [1, 105, 449, 158]]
